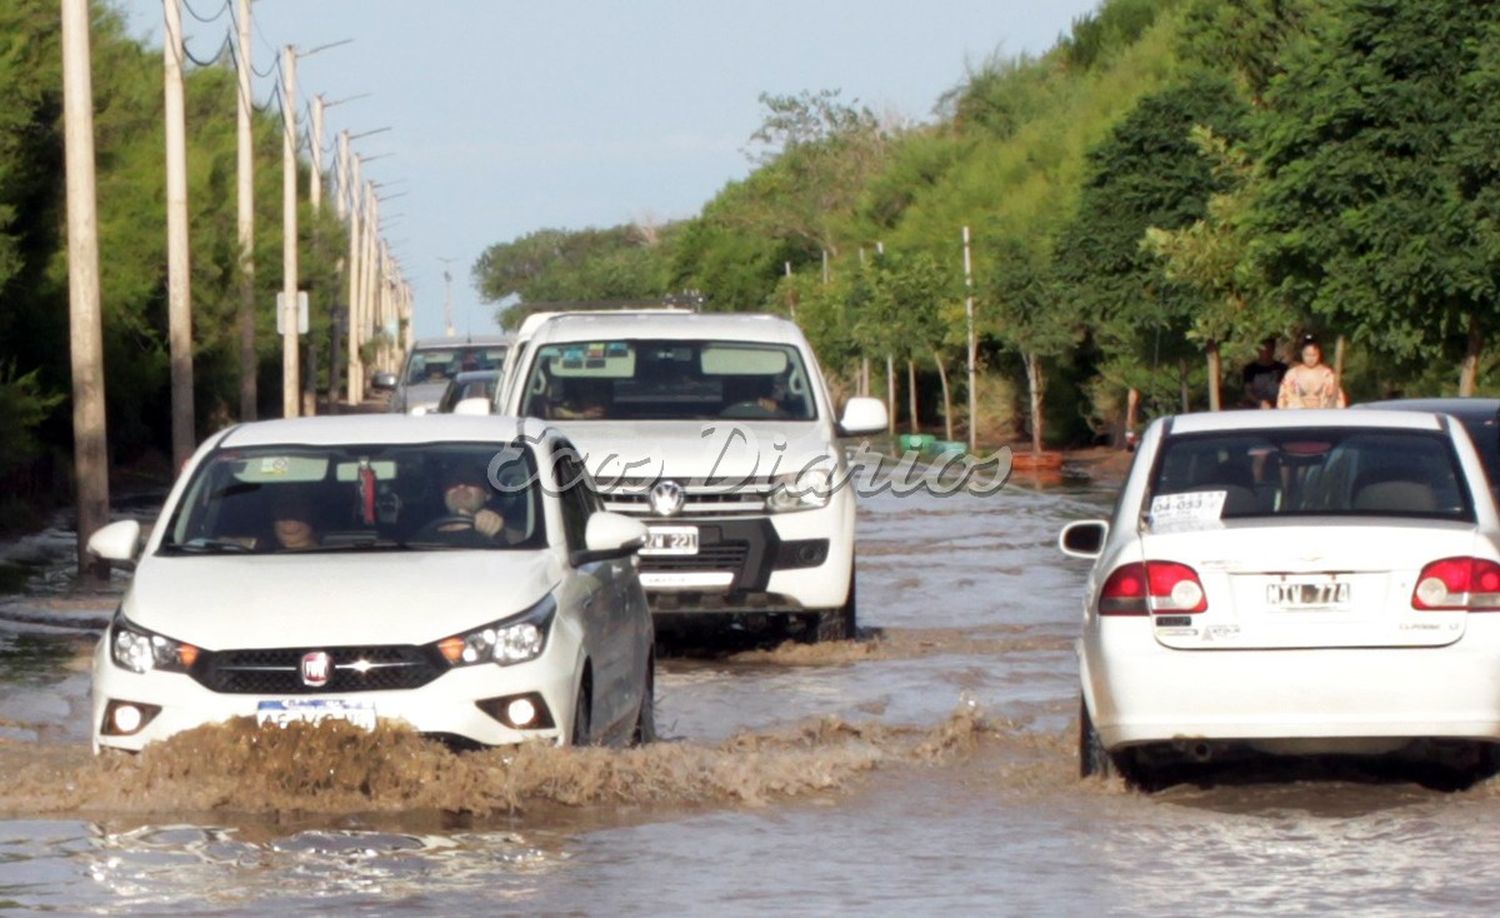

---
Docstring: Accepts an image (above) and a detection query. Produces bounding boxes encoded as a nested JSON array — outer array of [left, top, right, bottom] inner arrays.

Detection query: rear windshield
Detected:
[[519, 338, 818, 422], [1148, 427, 1474, 523]]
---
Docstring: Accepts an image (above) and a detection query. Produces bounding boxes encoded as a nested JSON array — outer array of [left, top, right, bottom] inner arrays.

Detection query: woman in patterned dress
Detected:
[[1277, 337, 1346, 409]]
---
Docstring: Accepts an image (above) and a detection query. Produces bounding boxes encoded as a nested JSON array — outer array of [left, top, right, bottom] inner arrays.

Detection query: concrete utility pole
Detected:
[[438, 256, 456, 337], [163, 0, 194, 468], [235, 0, 255, 421], [310, 96, 325, 213], [61, 0, 110, 579], [345, 152, 363, 404], [280, 45, 299, 417], [963, 225, 977, 452]]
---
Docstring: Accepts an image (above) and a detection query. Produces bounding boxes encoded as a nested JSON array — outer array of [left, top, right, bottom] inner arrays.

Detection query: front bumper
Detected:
[[91, 638, 576, 753], [1081, 618, 1500, 751], [633, 499, 853, 612]]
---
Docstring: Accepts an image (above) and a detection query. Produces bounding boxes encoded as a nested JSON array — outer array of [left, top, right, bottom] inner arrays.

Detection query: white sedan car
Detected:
[[1060, 409, 1500, 785], [88, 415, 654, 753]]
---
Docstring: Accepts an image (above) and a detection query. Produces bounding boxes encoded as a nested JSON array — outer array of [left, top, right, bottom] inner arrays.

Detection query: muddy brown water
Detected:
[[4, 481, 1500, 913]]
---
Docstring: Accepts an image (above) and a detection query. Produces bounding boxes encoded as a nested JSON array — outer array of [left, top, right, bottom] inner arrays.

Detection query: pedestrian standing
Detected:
[[1277, 336, 1346, 409]]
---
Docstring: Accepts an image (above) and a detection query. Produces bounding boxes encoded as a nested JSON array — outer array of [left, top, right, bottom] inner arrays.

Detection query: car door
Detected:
[[555, 444, 635, 739]]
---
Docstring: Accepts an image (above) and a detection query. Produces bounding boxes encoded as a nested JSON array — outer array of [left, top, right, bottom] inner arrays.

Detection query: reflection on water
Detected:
[[3, 481, 1500, 914]]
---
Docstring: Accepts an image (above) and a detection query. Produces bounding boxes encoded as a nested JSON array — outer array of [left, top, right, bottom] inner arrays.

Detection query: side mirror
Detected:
[[1058, 520, 1109, 560], [838, 396, 888, 436], [453, 397, 491, 416], [571, 511, 647, 566], [371, 371, 397, 391], [409, 405, 429, 417], [88, 519, 142, 564]]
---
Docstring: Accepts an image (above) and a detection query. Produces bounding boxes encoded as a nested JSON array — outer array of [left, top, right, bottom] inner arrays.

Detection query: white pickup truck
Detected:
[[489, 311, 887, 640]]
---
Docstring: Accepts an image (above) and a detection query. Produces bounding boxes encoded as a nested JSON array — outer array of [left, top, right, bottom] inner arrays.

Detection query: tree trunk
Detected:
[[1206, 339, 1222, 411], [1179, 359, 1191, 413], [907, 359, 919, 433], [1125, 387, 1140, 448], [1025, 352, 1044, 455], [861, 356, 870, 397], [1461, 319, 1481, 396], [886, 354, 896, 436], [934, 350, 953, 442], [1334, 334, 1347, 398]]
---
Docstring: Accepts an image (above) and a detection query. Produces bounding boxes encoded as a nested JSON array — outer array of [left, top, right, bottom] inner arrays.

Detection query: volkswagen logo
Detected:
[[301, 651, 332, 688], [648, 480, 687, 517]]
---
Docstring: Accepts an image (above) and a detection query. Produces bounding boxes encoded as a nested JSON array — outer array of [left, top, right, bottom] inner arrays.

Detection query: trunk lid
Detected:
[[1138, 518, 1477, 650]]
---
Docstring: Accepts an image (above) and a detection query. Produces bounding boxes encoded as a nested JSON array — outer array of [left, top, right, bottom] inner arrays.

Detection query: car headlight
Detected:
[[110, 615, 198, 674], [768, 466, 833, 513], [434, 594, 556, 667]]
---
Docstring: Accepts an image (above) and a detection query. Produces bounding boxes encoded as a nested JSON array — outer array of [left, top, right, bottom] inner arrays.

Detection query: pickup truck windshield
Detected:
[[521, 339, 818, 422]]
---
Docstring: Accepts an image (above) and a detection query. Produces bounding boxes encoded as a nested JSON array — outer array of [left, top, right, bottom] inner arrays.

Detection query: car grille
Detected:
[[191, 645, 443, 694], [601, 477, 775, 516]]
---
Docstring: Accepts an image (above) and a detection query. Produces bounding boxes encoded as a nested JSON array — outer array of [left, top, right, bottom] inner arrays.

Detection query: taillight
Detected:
[[1412, 557, 1500, 611], [1099, 561, 1207, 616]]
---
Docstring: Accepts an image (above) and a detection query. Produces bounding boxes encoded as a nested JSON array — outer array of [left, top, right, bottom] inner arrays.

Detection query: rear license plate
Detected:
[[256, 699, 376, 730], [1266, 581, 1351, 608], [641, 525, 699, 556]]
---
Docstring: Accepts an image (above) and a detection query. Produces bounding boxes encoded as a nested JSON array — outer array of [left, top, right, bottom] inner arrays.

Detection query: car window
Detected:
[[159, 441, 546, 554], [553, 449, 597, 552], [405, 346, 508, 385], [1147, 427, 1473, 522], [521, 339, 817, 422]]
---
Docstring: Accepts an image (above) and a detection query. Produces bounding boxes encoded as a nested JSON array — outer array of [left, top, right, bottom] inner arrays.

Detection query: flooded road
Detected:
[[4, 478, 1500, 913]]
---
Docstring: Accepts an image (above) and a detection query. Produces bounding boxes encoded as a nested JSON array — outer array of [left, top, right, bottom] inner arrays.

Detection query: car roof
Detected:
[[409, 334, 512, 350], [1357, 397, 1500, 423], [216, 414, 547, 447], [527, 312, 805, 347], [1166, 408, 1446, 435]]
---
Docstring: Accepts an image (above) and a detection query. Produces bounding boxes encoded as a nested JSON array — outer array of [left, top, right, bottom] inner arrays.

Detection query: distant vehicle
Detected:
[[1060, 408, 1500, 787], [392, 335, 512, 415], [87, 415, 655, 753], [423, 370, 500, 416], [494, 311, 888, 641], [1358, 397, 1500, 489]]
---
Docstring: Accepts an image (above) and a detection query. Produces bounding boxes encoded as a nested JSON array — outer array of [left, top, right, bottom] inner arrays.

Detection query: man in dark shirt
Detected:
[[1242, 338, 1287, 409]]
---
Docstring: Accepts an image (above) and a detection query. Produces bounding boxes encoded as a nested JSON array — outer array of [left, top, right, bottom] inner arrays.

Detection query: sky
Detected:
[[115, 0, 1101, 338]]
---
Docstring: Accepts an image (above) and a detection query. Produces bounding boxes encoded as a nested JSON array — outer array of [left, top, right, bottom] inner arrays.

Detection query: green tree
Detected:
[[1249, 0, 1500, 394]]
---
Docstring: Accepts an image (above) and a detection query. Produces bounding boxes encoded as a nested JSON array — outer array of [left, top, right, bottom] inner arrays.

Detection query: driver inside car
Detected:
[[437, 467, 507, 539]]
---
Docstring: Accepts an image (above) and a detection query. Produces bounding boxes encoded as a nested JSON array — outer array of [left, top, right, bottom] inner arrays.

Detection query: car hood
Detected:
[[553, 420, 837, 482], [124, 550, 561, 649]]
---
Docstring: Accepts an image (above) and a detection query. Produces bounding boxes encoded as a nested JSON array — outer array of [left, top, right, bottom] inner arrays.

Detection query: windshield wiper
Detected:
[[164, 537, 255, 555]]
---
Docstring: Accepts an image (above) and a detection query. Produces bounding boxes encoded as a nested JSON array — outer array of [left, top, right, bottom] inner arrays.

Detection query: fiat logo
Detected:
[[301, 651, 332, 688], [648, 480, 686, 517]]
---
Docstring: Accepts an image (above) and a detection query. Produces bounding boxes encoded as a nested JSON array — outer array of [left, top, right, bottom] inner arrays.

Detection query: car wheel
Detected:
[[631, 656, 656, 746], [1079, 696, 1117, 780], [571, 676, 592, 747], [815, 571, 858, 642]]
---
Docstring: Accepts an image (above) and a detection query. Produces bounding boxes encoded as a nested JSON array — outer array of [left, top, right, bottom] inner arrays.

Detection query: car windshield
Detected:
[[158, 441, 546, 554], [1148, 427, 1474, 523], [520, 338, 817, 421], [405, 346, 508, 385]]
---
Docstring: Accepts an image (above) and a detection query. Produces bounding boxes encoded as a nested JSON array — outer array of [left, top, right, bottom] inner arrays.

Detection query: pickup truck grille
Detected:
[[600, 477, 775, 517]]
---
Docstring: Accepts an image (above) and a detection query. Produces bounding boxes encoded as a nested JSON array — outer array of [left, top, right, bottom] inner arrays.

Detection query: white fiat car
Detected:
[[491, 312, 887, 641], [87, 415, 654, 753], [1060, 409, 1500, 785]]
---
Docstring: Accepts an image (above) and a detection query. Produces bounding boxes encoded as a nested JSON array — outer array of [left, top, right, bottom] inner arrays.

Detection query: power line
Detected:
[[182, 0, 231, 25], [181, 31, 233, 68]]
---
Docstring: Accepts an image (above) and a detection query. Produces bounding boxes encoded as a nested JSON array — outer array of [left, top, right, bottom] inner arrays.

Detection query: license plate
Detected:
[[255, 699, 376, 731], [641, 525, 699, 556], [1266, 581, 1351, 608]]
